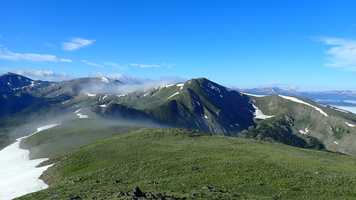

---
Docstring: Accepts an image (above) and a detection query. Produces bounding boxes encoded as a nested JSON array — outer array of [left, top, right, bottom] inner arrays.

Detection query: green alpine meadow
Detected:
[[2, 1, 356, 199]]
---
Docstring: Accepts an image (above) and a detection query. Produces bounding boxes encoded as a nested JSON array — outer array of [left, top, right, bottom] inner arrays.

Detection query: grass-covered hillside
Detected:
[[19, 128, 356, 200], [20, 118, 158, 159]]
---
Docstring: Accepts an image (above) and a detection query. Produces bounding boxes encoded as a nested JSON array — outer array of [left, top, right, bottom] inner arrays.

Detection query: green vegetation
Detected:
[[19, 128, 356, 200], [251, 95, 356, 155], [21, 118, 143, 159]]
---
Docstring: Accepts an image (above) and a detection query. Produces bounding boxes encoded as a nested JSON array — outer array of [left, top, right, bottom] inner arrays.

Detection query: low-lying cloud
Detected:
[[15, 69, 72, 81]]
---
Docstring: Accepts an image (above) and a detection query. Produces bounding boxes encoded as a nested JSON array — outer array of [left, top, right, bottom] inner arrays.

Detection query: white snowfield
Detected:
[[86, 93, 96, 97], [345, 122, 355, 127], [0, 124, 59, 200], [74, 109, 89, 119], [167, 91, 180, 99], [279, 95, 328, 117], [299, 128, 310, 135], [77, 113, 89, 119], [176, 83, 184, 90], [241, 92, 267, 97], [253, 105, 274, 119]]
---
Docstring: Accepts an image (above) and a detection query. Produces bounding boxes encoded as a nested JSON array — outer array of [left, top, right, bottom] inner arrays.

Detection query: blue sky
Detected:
[[1, 0, 356, 90]]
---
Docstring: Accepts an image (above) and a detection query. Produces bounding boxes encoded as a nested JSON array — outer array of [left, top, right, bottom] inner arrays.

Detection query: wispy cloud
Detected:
[[15, 69, 71, 81], [81, 60, 104, 68], [319, 37, 356, 70], [129, 63, 162, 68], [0, 48, 72, 62], [81, 60, 173, 69], [62, 38, 95, 51], [103, 62, 122, 68]]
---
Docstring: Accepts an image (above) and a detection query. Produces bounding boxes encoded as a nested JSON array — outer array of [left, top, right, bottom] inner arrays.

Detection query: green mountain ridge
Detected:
[[2, 73, 356, 155], [18, 128, 356, 200], [3, 73, 356, 199]]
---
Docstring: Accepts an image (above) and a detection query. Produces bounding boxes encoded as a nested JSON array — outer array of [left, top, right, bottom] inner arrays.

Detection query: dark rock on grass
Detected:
[[69, 195, 82, 200], [116, 187, 182, 200], [133, 186, 145, 197]]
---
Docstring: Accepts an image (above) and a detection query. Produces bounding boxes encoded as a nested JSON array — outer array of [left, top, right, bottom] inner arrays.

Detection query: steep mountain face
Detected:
[[0, 73, 52, 118], [99, 78, 256, 135], [246, 94, 356, 154]]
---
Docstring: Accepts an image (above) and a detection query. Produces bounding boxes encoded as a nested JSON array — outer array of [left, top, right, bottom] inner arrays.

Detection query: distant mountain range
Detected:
[[240, 87, 356, 107], [1, 72, 356, 155]]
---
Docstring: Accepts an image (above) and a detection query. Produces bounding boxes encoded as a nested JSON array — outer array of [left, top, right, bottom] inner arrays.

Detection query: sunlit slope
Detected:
[[247, 95, 356, 154], [20, 118, 154, 159], [19, 128, 356, 200], [101, 78, 255, 135]]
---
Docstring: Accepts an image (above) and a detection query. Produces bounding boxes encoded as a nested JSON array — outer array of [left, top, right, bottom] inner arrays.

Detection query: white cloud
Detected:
[[319, 37, 356, 70], [15, 69, 71, 81], [81, 60, 104, 68], [62, 38, 95, 51], [0, 48, 72, 63], [129, 63, 161, 68]]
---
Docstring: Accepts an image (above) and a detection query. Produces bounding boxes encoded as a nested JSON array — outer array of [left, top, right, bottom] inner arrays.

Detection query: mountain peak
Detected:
[[0, 72, 34, 92]]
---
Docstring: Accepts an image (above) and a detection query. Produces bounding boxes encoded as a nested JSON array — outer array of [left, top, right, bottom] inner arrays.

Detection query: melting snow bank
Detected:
[[299, 128, 310, 135], [345, 122, 355, 127], [253, 105, 274, 119], [0, 124, 59, 200], [279, 95, 328, 117], [241, 92, 267, 97], [168, 91, 180, 99], [74, 109, 89, 119]]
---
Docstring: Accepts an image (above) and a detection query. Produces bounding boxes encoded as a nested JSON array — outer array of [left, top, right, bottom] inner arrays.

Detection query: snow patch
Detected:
[[37, 124, 60, 132], [204, 115, 209, 119], [176, 83, 184, 90], [279, 95, 328, 117], [77, 113, 89, 119], [168, 92, 180, 99], [86, 93, 96, 97], [208, 83, 221, 93], [100, 76, 110, 83], [61, 99, 71, 105], [99, 104, 107, 108], [299, 128, 310, 135], [161, 84, 175, 89], [241, 92, 267, 97], [334, 141, 339, 145], [345, 122, 355, 127], [253, 104, 274, 119], [0, 124, 59, 200]]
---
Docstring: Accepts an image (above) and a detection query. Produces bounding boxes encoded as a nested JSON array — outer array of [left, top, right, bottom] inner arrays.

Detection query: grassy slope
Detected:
[[21, 118, 145, 159], [19, 128, 356, 200]]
